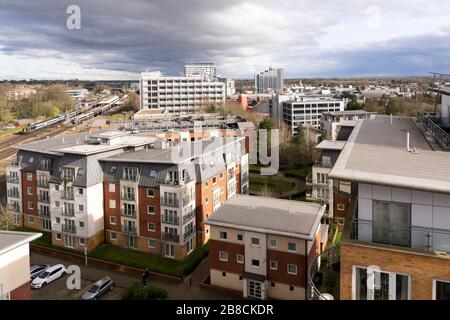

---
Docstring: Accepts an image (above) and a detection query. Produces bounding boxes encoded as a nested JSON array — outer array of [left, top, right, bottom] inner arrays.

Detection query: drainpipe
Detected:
[[305, 240, 308, 299]]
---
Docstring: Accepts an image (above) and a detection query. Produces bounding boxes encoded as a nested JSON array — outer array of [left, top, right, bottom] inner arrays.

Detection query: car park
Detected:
[[31, 264, 66, 289], [30, 264, 51, 280], [81, 277, 114, 300]]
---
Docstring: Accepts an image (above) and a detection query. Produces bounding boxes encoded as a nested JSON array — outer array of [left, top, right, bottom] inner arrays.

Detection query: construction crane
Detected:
[[429, 72, 450, 114]]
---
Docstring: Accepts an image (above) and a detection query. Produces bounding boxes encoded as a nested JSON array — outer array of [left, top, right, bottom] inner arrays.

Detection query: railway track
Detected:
[[0, 125, 71, 160]]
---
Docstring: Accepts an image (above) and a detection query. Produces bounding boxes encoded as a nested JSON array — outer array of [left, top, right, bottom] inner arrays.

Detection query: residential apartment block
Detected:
[[320, 110, 376, 141], [139, 71, 225, 113], [206, 195, 327, 300], [5, 131, 248, 261], [328, 115, 450, 300], [254, 67, 284, 94]]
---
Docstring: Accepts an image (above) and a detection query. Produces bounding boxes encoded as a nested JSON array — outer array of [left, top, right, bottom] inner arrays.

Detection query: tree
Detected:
[[0, 206, 16, 231], [293, 124, 305, 145], [346, 98, 363, 110], [258, 118, 276, 130], [122, 92, 140, 112]]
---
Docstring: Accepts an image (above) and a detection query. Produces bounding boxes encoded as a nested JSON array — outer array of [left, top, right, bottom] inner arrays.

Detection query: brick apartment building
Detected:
[[5, 130, 249, 260], [328, 115, 450, 300], [206, 195, 328, 300]]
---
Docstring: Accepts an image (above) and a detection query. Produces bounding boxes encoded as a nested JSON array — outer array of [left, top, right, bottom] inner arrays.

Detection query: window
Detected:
[[78, 188, 83, 195], [147, 189, 155, 197], [148, 239, 156, 248], [55, 185, 59, 191], [271, 282, 276, 288], [220, 173, 223, 179], [42, 219, 51, 231], [147, 206, 155, 215], [148, 223, 156, 232], [109, 199, 116, 209], [219, 251, 228, 262], [108, 216, 116, 225], [336, 218, 345, 225], [337, 203, 345, 211], [28, 202, 33, 210], [219, 231, 227, 240], [270, 260, 278, 270], [251, 259, 260, 268], [434, 280, 450, 300], [372, 200, 411, 247], [27, 173, 33, 181], [79, 221, 84, 228], [205, 197, 209, 204], [237, 234, 243, 241], [55, 201, 60, 208], [149, 170, 156, 177], [239, 275, 243, 281], [79, 238, 86, 246], [78, 205, 84, 212], [222, 272, 227, 278], [55, 217, 60, 224], [237, 254, 244, 264], [213, 177, 217, 184], [110, 232, 117, 240], [56, 233, 62, 240], [27, 187, 33, 195], [251, 237, 260, 246], [289, 286, 295, 292], [165, 244, 175, 258], [205, 181, 208, 187], [270, 239, 277, 248], [287, 264, 297, 275], [288, 242, 297, 252], [108, 183, 115, 192]]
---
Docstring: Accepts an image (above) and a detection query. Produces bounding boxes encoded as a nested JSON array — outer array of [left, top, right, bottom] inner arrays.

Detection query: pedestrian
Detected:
[[142, 268, 150, 286]]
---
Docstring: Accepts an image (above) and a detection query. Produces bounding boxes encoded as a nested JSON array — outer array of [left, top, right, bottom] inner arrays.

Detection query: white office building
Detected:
[[184, 63, 216, 81], [254, 67, 284, 94], [139, 71, 226, 113]]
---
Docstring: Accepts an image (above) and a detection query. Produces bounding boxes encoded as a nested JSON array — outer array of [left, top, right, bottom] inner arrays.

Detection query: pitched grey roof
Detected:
[[205, 195, 324, 240], [329, 115, 450, 193]]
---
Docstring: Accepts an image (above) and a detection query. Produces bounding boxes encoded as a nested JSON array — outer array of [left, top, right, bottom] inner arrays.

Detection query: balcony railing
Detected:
[[7, 190, 20, 198], [305, 174, 328, 186], [61, 191, 74, 200], [121, 208, 137, 218], [7, 204, 20, 213], [121, 174, 139, 182], [122, 225, 137, 234], [183, 211, 195, 224], [313, 160, 333, 168], [308, 247, 340, 300], [7, 160, 20, 167], [417, 111, 450, 148], [38, 195, 50, 203], [183, 230, 195, 242], [162, 232, 180, 243], [39, 209, 50, 218], [61, 209, 75, 217], [162, 215, 180, 225], [6, 176, 19, 183], [182, 196, 194, 206], [121, 193, 136, 201], [61, 176, 75, 183], [351, 219, 450, 254], [61, 224, 76, 234], [161, 197, 180, 207], [37, 180, 49, 188]]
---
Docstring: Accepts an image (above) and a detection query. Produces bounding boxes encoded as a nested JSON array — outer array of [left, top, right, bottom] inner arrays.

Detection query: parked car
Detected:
[[30, 264, 51, 280], [81, 277, 114, 300], [31, 264, 66, 289]]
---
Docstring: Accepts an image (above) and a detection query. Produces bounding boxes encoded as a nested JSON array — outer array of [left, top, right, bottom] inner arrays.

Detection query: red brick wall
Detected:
[[267, 249, 306, 287], [21, 171, 37, 216], [103, 182, 121, 232], [138, 187, 161, 238], [9, 281, 31, 300], [210, 239, 245, 274], [333, 191, 351, 219]]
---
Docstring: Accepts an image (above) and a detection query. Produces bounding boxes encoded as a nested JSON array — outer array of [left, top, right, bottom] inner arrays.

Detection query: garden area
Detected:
[[123, 283, 168, 300], [249, 175, 295, 195]]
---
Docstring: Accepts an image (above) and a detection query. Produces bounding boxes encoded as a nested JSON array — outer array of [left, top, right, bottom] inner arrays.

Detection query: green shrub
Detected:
[[123, 283, 167, 300]]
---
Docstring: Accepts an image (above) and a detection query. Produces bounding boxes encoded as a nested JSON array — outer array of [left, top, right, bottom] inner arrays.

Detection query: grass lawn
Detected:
[[90, 242, 210, 278], [0, 126, 22, 137], [249, 176, 295, 194], [281, 166, 311, 179], [15, 226, 52, 247]]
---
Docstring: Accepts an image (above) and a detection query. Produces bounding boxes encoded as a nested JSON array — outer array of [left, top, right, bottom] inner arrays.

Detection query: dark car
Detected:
[[81, 277, 114, 300], [30, 264, 51, 280]]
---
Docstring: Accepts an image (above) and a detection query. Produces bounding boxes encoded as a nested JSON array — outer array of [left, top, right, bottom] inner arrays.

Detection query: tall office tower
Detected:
[[254, 67, 285, 94]]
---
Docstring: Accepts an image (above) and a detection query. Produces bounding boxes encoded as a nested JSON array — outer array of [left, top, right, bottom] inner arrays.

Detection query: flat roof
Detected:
[[0, 230, 42, 256], [329, 115, 450, 193], [322, 110, 376, 116], [205, 195, 324, 240], [90, 130, 128, 139], [315, 140, 346, 151]]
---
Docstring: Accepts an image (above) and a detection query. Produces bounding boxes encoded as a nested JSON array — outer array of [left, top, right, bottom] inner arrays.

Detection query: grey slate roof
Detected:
[[205, 195, 324, 240]]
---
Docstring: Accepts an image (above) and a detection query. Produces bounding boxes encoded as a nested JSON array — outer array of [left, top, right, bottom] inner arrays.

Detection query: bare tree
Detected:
[[0, 205, 16, 231]]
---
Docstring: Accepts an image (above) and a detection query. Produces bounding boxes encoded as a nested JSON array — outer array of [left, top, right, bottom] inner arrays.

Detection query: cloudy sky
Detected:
[[1, 0, 450, 80]]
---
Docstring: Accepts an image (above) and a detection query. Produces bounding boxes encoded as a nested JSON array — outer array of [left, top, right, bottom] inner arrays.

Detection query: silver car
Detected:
[[30, 264, 51, 280], [81, 277, 114, 300]]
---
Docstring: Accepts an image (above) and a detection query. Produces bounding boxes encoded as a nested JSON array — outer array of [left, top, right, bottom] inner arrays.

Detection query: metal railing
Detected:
[[183, 211, 195, 224], [122, 225, 137, 234], [121, 208, 136, 218], [162, 232, 180, 243], [183, 196, 194, 206], [351, 219, 450, 253], [121, 174, 139, 182], [308, 247, 340, 300], [162, 215, 180, 225], [313, 160, 333, 168], [121, 193, 136, 201], [61, 175, 75, 183], [7, 190, 20, 198], [61, 223, 76, 234], [161, 197, 180, 207], [61, 190, 74, 200], [39, 209, 50, 218], [6, 176, 19, 183], [37, 180, 49, 188], [417, 111, 450, 148], [7, 160, 20, 167], [61, 209, 75, 217], [183, 230, 195, 242], [38, 195, 50, 203]]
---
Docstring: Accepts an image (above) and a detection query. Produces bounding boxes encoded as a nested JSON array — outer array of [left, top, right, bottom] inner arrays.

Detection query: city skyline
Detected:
[[1, 0, 450, 80]]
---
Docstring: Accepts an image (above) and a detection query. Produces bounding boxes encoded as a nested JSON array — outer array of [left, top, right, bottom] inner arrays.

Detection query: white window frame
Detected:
[[288, 242, 297, 252], [109, 216, 116, 225], [337, 203, 345, 211], [147, 205, 155, 215], [251, 237, 260, 246], [219, 251, 228, 262], [27, 187, 33, 195], [108, 183, 115, 193], [236, 254, 244, 264], [110, 232, 117, 241], [287, 264, 297, 275], [432, 279, 450, 300], [109, 199, 116, 209], [147, 188, 155, 198], [270, 239, 277, 248], [270, 260, 278, 270], [27, 173, 33, 181], [219, 231, 227, 240], [148, 239, 156, 248], [148, 223, 156, 232], [251, 259, 260, 268], [56, 233, 62, 240]]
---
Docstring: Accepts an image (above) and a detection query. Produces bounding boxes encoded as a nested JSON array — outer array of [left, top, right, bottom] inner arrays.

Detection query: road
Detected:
[[30, 252, 236, 300]]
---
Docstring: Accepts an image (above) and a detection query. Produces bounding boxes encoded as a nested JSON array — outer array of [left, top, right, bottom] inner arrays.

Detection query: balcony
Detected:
[[121, 208, 137, 218], [313, 160, 333, 168], [61, 191, 74, 200], [350, 219, 450, 254], [61, 223, 76, 234], [61, 175, 75, 183], [182, 196, 194, 206], [121, 173, 139, 182], [7, 159, 20, 167], [308, 247, 340, 300], [61, 209, 75, 217], [121, 193, 136, 201], [162, 232, 180, 243], [6, 176, 19, 183], [7, 190, 20, 198], [417, 111, 449, 149], [162, 215, 180, 225], [122, 225, 137, 234], [39, 209, 50, 218], [183, 211, 195, 224], [37, 180, 49, 188], [183, 230, 195, 242], [38, 195, 50, 203], [305, 174, 328, 186], [160, 197, 180, 207], [7, 204, 20, 213]]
